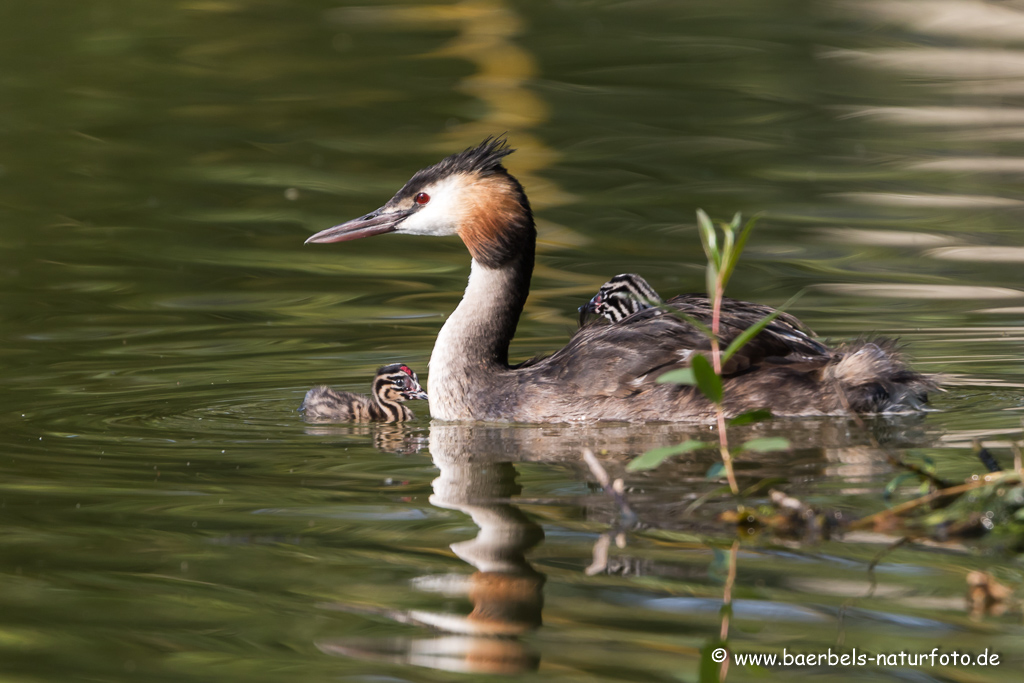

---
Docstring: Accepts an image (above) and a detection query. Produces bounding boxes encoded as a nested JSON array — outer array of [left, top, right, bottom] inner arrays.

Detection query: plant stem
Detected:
[[717, 408, 739, 495], [718, 539, 739, 682], [711, 274, 724, 375], [711, 257, 736, 493]]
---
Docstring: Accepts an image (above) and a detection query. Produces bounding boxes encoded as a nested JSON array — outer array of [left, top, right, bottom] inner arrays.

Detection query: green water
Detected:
[[3, 0, 1024, 681]]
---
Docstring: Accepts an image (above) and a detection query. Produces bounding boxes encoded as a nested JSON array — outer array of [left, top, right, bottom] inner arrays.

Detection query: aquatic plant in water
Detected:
[[626, 211, 793, 492]]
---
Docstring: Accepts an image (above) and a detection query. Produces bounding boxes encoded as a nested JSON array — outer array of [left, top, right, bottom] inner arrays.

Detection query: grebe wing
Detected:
[[665, 294, 830, 358], [521, 302, 831, 398], [522, 313, 753, 395]]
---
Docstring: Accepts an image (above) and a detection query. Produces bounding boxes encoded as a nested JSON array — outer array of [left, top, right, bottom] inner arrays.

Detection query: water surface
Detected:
[[2, 1, 1023, 681]]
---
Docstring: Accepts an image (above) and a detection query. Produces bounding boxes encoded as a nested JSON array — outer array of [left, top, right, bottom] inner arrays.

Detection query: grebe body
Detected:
[[580, 273, 827, 355], [306, 139, 935, 423], [301, 364, 428, 423]]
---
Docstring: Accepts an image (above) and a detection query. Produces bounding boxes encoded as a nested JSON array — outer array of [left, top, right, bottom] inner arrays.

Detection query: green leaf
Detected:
[[705, 260, 719, 303], [720, 218, 737, 290], [657, 368, 696, 385], [884, 472, 919, 501], [720, 309, 783, 365], [739, 477, 788, 497], [729, 211, 742, 232], [732, 212, 760, 262], [627, 440, 713, 471], [706, 461, 726, 479], [683, 484, 737, 515], [720, 289, 805, 365], [691, 353, 723, 405], [719, 213, 759, 289], [706, 262, 719, 302], [697, 209, 721, 297], [696, 209, 720, 268], [728, 409, 773, 426], [738, 436, 790, 453]]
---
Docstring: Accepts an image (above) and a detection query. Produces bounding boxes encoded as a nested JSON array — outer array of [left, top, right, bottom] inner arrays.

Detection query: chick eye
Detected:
[[414, 192, 430, 205]]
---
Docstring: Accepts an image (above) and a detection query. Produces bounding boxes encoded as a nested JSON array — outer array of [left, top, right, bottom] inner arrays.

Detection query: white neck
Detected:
[[428, 259, 529, 420]]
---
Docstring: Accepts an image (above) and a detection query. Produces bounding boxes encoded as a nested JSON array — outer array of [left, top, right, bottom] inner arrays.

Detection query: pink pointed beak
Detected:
[[305, 207, 413, 244]]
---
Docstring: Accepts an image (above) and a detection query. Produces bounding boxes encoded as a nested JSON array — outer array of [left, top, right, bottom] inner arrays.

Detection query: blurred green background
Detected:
[[2, 1, 1023, 681]]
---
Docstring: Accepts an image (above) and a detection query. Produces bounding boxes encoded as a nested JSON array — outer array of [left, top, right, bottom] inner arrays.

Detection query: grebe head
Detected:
[[306, 137, 532, 267], [374, 363, 429, 403], [578, 274, 663, 326]]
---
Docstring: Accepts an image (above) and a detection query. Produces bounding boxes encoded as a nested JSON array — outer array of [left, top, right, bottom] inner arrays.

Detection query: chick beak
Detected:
[[403, 388, 429, 401], [305, 207, 413, 244], [578, 295, 599, 327]]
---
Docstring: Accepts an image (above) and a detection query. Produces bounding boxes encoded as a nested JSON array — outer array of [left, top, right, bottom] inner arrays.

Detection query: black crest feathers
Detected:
[[440, 136, 515, 176], [395, 136, 515, 200]]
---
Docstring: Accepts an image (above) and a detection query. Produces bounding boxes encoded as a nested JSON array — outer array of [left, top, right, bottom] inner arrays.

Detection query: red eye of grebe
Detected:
[[414, 192, 430, 205]]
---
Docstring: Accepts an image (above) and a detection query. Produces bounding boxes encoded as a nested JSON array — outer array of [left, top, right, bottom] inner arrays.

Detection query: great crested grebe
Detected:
[[306, 138, 935, 422], [301, 364, 428, 422]]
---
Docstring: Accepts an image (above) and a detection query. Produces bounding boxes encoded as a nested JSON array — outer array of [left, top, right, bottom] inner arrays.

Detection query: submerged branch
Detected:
[[582, 448, 638, 526], [850, 471, 1021, 532]]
